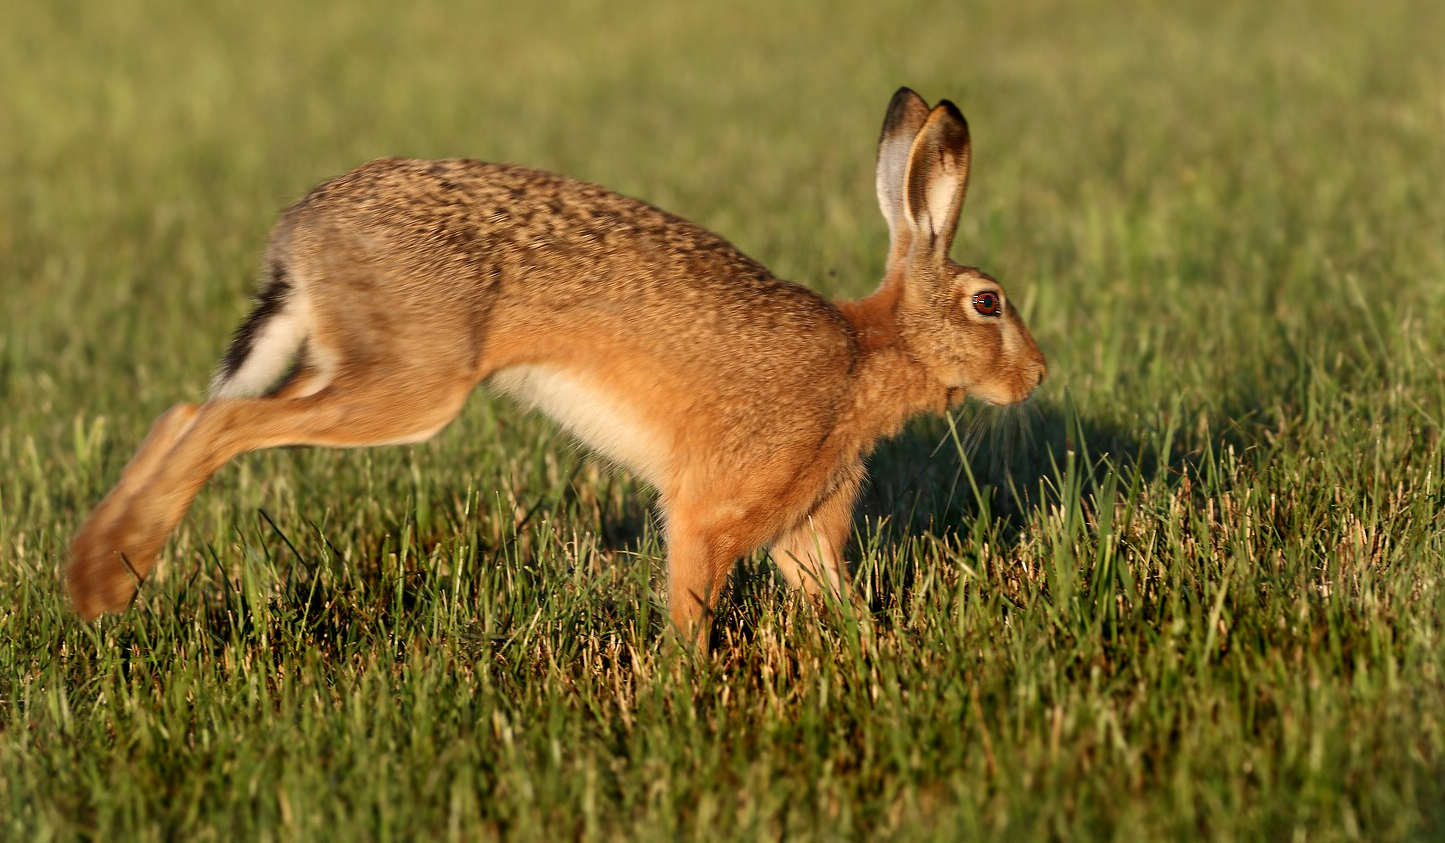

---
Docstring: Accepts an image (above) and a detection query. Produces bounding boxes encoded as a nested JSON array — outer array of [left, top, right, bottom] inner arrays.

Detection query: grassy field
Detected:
[[3, 0, 1444, 839]]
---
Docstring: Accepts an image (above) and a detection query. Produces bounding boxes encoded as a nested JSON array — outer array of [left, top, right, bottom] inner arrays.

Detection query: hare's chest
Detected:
[[489, 365, 670, 485]]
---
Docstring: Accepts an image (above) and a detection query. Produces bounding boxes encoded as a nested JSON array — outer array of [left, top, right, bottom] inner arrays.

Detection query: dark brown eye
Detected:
[[972, 291, 1001, 317]]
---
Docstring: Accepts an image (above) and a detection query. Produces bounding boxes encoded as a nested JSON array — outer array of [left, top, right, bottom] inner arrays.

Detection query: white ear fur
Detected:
[[875, 88, 932, 268], [901, 101, 972, 274]]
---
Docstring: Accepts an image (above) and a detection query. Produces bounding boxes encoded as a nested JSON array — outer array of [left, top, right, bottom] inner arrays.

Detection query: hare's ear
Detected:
[[876, 88, 932, 269], [902, 100, 971, 277]]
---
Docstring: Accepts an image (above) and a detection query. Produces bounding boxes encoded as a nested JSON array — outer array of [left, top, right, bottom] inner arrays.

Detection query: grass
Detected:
[[3, 0, 1444, 839]]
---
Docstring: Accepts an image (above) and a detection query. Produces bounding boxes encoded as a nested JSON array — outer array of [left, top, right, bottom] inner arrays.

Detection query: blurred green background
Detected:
[[3, 1, 1443, 840]]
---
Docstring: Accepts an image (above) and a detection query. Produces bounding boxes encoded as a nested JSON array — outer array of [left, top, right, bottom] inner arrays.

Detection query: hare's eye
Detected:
[[972, 291, 1001, 317]]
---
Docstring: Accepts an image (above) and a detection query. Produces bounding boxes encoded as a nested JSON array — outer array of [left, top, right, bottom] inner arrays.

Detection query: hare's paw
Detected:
[[66, 510, 161, 620]]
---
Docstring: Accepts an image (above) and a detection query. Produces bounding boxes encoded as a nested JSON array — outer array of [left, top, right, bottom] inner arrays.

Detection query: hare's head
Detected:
[[875, 88, 1046, 406]]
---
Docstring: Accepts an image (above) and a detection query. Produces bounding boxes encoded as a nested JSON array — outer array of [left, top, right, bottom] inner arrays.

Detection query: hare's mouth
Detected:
[[970, 382, 1041, 408]]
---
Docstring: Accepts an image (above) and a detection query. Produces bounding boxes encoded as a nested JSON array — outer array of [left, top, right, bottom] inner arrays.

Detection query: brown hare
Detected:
[[67, 87, 1046, 645]]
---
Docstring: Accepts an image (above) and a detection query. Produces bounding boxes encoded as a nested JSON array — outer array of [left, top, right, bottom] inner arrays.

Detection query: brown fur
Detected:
[[66, 88, 1047, 646]]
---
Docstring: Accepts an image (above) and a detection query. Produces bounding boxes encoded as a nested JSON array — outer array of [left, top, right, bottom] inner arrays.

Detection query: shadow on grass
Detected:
[[835, 384, 1309, 624], [861, 383, 1291, 544]]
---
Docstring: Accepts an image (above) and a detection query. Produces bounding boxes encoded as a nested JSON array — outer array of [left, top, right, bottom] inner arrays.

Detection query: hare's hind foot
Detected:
[[67, 402, 203, 619], [68, 505, 166, 620]]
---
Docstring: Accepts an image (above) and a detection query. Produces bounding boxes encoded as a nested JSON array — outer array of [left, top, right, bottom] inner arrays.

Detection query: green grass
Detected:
[[4, 0, 1444, 839]]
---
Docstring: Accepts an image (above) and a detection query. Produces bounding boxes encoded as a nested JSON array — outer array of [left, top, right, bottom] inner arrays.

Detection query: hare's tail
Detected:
[[208, 258, 313, 399]]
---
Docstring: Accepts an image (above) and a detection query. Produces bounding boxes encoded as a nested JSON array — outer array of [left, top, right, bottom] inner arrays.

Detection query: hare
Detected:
[[67, 87, 1046, 645]]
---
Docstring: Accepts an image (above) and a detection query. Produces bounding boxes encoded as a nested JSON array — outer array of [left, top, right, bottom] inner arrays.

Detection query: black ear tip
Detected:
[[890, 86, 928, 108], [931, 100, 970, 142], [936, 99, 967, 123]]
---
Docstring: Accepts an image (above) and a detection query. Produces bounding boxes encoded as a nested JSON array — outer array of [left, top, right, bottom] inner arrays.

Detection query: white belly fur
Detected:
[[489, 365, 671, 484]]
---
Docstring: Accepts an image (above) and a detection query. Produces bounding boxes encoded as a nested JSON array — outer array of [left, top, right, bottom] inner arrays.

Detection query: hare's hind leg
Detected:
[[67, 373, 475, 620]]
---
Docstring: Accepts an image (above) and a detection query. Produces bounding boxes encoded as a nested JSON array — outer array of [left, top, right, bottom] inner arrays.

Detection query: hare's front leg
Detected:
[[664, 496, 786, 649], [767, 472, 861, 601], [664, 532, 739, 650]]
